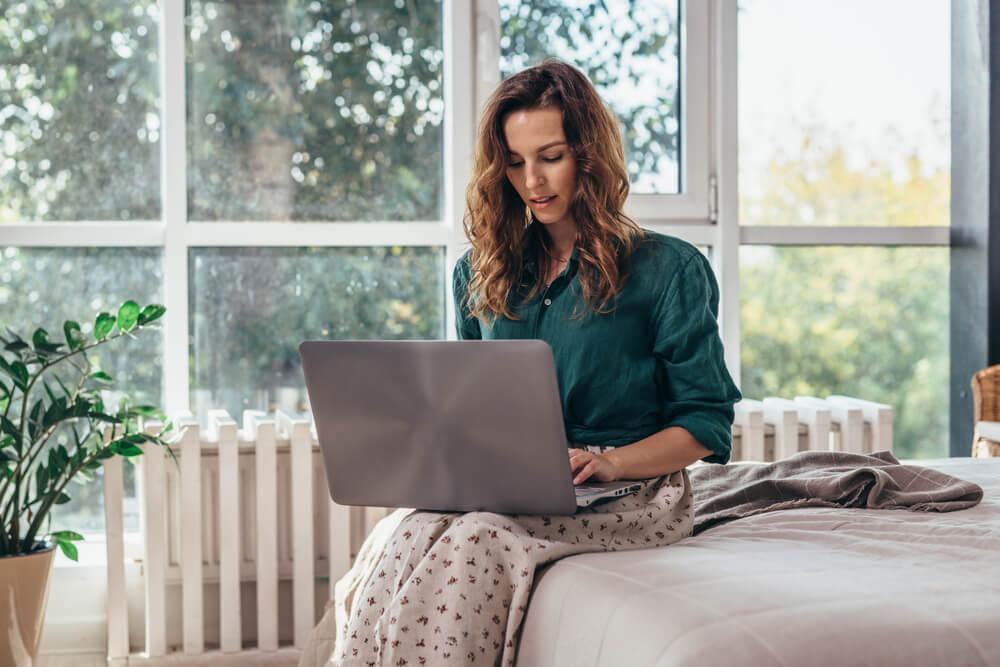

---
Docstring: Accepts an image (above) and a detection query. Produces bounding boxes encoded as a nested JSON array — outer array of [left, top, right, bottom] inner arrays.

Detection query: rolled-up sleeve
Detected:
[[652, 252, 742, 464], [452, 253, 482, 340]]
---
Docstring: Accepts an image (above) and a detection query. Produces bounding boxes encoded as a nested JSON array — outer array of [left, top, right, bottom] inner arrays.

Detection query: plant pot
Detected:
[[0, 543, 56, 666]]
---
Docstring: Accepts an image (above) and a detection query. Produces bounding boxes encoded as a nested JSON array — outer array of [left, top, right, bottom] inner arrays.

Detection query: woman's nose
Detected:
[[525, 162, 546, 188]]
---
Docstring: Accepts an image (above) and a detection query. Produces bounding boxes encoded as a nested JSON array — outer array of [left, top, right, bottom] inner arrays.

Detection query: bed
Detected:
[[515, 456, 1000, 666]]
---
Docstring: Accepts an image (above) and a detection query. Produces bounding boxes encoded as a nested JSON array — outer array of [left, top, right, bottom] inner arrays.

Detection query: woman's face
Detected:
[[502, 107, 577, 228]]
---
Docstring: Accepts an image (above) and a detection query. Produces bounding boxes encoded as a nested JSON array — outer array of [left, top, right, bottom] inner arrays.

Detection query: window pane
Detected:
[[500, 0, 680, 194], [189, 246, 444, 423], [738, 0, 949, 226], [0, 1, 160, 222], [0, 247, 162, 541], [187, 1, 444, 222], [740, 246, 949, 459]]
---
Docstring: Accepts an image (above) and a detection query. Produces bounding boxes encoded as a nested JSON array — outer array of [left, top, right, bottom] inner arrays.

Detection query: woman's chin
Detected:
[[533, 210, 569, 225]]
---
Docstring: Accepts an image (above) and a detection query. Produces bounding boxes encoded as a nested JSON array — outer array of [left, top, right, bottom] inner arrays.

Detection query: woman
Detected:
[[301, 59, 741, 667]]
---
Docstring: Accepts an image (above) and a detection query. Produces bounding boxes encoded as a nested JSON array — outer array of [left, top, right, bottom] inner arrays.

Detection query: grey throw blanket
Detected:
[[688, 450, 984, 536]]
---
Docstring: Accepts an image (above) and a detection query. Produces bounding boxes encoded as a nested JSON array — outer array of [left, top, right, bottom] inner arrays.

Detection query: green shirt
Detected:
[[452, 223, 743, 465]]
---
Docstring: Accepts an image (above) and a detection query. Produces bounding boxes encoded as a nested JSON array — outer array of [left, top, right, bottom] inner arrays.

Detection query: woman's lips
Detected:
[[530, 195, 556, 209]]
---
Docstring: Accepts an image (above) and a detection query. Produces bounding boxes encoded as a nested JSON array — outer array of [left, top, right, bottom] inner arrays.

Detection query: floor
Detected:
[[39, 650, 302, 666]]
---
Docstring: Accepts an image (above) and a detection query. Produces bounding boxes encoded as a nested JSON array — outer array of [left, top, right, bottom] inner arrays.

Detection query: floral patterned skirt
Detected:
[[298, 446, 694, 667]]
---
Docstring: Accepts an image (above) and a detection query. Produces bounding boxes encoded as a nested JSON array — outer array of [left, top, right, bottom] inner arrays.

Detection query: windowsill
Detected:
[[53, 531, 143, 569]]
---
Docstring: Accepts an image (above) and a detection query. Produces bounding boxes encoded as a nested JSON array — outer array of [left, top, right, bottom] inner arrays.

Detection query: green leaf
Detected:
[[53, 492, 71, 505], [12, 360, 29, 385], [47, 446, 68, 482], [55, 444, 69, 469], [50, 530, 84, 541], [116, 301, 140, 333], [31, 328, 63, 356], [128, 404, 161, 417], [87, 411, 120, 424], [70, 425, 84, 451], [89, 371, 113, 384], [94, 312, 115, 341], [42, 380, 58, 404], [3, 330, 31, 357], [31, 328, 48, 349], [136, 304, 166, 326], [63, 320, 85, 351], [69, 396, 93, 418], [0, 358, 30, 391], [3, 340, 30, 355], [112, 442, 143, 457], [26, 399, 44, 440], [35, 463, 48, 494], [42, 396, 67, 430], [55, 540, 78, 561], [0, 416, 17, 439], [0, 416, 19, 453]]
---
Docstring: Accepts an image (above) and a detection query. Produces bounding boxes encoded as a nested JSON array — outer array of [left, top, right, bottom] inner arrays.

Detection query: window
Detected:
[[737, 0, 950, 458], [738, 0, 949, 227], [186, 0, 444, 222], [740, 245, 949, 459], [189, 246, 444, 422], [0, 0, 161, 222], [182, 0, 448, 426]]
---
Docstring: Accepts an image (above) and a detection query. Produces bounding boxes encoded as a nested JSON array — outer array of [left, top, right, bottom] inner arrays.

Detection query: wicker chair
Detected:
[[971, 364, 1000, 457]]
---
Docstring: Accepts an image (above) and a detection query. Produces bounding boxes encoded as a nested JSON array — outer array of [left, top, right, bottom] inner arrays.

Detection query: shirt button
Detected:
[[543, 298, 552, 306]]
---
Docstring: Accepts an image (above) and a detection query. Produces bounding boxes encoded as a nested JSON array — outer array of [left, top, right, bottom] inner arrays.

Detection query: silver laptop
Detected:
[[298, 340, 642, 515]]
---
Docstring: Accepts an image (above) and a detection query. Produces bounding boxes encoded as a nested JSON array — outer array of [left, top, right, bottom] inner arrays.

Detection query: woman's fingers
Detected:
[[569, 452, 592, 472], [574, 459, 598, 485]]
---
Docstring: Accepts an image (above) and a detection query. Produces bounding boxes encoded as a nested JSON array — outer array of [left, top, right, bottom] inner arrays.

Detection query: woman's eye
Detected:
[[507, 155, 561, 168]]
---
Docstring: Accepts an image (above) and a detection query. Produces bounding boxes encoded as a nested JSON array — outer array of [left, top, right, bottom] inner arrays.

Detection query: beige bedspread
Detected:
[[516, 456, 1000, 667]]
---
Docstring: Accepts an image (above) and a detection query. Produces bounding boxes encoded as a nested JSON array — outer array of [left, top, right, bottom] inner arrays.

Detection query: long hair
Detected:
[[461, 59, 645, 323]]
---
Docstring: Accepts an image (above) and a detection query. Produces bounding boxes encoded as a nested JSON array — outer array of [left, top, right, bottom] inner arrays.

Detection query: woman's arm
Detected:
[[569, 426, 711, 485]]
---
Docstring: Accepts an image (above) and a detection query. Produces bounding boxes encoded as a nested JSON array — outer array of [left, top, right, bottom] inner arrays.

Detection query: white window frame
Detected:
[[711, 0, 950, 389]]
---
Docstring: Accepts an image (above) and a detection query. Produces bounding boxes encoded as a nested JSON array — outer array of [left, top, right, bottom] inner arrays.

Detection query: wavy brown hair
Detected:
[[461, 59, 645, 323]]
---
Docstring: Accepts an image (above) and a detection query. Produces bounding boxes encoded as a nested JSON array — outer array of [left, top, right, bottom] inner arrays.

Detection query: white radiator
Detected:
[[101, 395, 892, 665]]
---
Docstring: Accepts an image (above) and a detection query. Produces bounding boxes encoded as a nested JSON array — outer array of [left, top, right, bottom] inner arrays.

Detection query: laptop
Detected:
[[298, 340, 642, 515]]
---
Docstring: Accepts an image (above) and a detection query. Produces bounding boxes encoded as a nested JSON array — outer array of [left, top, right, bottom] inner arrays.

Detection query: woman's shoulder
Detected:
[[630, 228, 704, 275], [454, 248, 474, 281]]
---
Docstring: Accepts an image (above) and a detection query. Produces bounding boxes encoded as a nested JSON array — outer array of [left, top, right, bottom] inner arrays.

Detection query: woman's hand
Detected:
[[567, 448, 621, 485]]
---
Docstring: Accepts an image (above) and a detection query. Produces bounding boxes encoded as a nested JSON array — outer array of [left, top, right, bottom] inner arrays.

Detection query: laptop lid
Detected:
[[298, 340, 579, 515]]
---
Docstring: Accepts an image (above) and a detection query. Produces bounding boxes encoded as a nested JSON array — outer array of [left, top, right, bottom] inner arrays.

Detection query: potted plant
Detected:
[[0, 300, 174, 664]]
